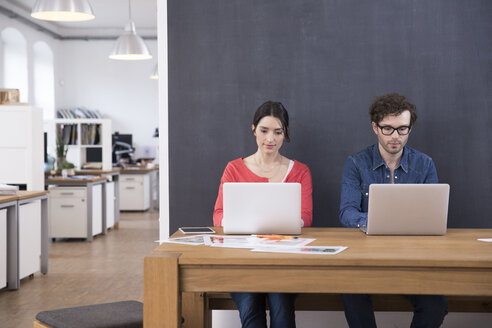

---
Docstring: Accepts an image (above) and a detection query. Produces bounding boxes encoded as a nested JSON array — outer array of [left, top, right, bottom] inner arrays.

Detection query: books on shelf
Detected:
[[57, 124, 77, 145], [56, 108, 102, 119], [81, 124, 101, 145], [0, 184, 19, 196], [56, 123, 101, 145]]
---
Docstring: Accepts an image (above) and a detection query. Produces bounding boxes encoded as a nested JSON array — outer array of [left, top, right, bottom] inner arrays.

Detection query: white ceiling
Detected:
[[2, 0, 157, 38]]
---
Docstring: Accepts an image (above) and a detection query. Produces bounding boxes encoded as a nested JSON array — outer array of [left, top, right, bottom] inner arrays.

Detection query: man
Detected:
[[339, 93, 448, 328]]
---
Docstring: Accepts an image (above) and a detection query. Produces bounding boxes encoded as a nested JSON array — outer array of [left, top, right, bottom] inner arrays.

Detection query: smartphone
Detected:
[[179, 227, 216, 234]]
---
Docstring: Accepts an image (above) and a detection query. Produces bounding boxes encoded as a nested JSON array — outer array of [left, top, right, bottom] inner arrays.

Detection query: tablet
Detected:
[[179, 227, 216, 234]]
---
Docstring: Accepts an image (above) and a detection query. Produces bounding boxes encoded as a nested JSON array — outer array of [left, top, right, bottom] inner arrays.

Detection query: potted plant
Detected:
[[58, 160, 76, 177], [56, 136, 75, 176], [56, 136, 68, 168]]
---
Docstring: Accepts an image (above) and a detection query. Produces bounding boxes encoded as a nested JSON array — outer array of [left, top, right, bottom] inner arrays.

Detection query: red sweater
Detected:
[[213, 158, 313, 227]]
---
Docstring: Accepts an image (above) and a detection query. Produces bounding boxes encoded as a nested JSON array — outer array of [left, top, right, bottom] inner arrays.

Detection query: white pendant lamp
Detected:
[[31, 0, 95, 22], [109, 0, 152, 60], [149, 64, 158, 80]]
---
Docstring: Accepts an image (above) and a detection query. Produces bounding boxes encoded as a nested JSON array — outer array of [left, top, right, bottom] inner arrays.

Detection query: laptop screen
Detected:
[[365, 184, 449, 235], [222, 182, 302, 235]]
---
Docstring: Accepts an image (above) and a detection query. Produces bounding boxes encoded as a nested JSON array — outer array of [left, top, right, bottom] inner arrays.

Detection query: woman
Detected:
[[213, 101, 313, 328]]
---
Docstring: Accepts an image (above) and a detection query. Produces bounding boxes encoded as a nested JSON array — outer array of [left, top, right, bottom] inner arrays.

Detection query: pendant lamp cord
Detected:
[[128, 0, 132, 21]]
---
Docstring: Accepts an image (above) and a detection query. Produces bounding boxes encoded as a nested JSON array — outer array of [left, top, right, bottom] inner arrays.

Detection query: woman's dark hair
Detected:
[[369, 93, 418, 127], [252, 101, 290, 142]]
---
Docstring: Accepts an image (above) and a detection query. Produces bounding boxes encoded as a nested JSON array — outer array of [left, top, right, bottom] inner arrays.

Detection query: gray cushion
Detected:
[[36, 301, 143, 328]]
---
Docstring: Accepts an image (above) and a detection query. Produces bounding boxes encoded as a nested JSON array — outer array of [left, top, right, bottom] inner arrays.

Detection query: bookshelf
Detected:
[[0, 106, 44, 190], [44, 119, 112, 170]]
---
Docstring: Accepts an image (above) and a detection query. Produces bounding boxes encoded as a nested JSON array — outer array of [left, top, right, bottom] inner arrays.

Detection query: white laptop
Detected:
[[222, 182, 302, 235], [362, 184, 450, 235]]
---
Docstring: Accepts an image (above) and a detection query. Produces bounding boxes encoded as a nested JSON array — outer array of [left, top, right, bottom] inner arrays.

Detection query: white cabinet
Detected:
[[0, 106, 44, 190], [0, 209, 6, 288], [49, 185, 102, 238], [44, 119, 112, 170], [120, 174, 150, 211], [105, 182, 115, 228], [19, 200, 41, 279]]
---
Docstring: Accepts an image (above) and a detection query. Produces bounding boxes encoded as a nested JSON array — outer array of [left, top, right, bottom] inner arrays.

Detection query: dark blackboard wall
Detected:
[[167, 0, 492, 233]]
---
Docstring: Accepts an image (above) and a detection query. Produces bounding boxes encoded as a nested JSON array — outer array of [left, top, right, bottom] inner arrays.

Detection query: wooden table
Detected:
[[1, 191, 49, 290], [143, 227, 492, 327]]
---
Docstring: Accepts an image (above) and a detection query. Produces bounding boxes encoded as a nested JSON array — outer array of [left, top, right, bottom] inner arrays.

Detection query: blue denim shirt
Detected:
[[339, 144, 438, 228]]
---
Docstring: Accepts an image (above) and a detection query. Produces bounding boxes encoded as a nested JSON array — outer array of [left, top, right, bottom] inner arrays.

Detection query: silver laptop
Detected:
[[222, 182, 302, 235], [362, 184, 450, 235]]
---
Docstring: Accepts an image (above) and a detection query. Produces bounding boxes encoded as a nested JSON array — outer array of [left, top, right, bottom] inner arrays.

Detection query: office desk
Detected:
[[75, 168, 121, 229], [144, 227, 492, 327], [46, 176, 106, 241], [120, 167, 158, 211], [1, 191, 49, 290]]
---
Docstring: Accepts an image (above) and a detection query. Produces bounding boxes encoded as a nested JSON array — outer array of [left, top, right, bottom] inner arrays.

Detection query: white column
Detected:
[[157, 0, 170, 240]]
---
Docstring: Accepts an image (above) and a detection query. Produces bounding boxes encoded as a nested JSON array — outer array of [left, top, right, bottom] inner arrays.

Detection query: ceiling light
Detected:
[[31, 0, 95, 22], [149, 64, 158, 80], [109, 0, 152, 61]]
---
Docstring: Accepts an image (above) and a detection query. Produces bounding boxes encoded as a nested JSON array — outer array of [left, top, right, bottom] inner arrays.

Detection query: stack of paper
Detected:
[[0, 184, 19, 196], [156, 234, 348, 256]]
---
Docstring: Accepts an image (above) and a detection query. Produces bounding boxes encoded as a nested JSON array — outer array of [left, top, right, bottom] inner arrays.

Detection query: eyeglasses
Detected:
[[377, 125, 411, 136]]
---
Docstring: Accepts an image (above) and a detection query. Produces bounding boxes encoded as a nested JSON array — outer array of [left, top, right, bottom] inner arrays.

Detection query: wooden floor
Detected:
[[0, 211, 159, 328]]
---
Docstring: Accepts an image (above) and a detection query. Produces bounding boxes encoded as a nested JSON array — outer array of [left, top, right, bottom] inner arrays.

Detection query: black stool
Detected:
[[34, 300, 143, 328]]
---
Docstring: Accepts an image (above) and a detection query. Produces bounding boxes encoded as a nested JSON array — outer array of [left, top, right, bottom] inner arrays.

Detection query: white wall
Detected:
[[0, 14, 61, 119], [0, 14, 159, 160], [57, 40, 159, 159]]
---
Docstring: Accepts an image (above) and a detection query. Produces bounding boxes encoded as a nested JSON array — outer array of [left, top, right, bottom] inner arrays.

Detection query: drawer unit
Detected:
[[50, 187, 87, 238], [49, 188, 87, 199], [49, 185, 102, 239], [120, 174, 150, 211], [120, 175, 142, 183], [0, 209, 6, 288], [19, 200, 41, 279]]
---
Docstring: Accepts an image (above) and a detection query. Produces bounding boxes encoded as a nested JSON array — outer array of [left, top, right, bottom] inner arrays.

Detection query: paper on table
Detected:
[[203, 235, 259, 248], [203, 235, 315, 249], [0, 183, 18, 195], [67, 175, 98, 180], [254, 236, 315, 248], [477, 238, 492, 243], [156, 234, 208, 245], [252, 246, 347, 255]]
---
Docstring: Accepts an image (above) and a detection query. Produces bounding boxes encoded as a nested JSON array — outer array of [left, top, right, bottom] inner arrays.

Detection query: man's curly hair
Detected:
[[369, 93, 417, 127]]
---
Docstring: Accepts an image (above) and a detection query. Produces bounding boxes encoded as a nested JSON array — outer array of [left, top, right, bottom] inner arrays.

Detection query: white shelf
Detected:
[[45, 118, 112, 170], [73, 145, 103, 148], [0, 106, 44, 190]]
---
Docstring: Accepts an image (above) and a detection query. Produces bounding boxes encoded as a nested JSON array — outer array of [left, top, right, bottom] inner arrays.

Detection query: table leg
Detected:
[[40, 197, 48, 274], [144, 253, 180, 327], [114, 174, 120, 229], [6, 202, 19, 290], [86, 184, 93, 242], [182, 292, 206, 327], [101, 182, 107, 234]]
